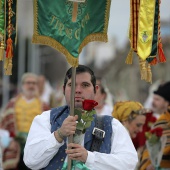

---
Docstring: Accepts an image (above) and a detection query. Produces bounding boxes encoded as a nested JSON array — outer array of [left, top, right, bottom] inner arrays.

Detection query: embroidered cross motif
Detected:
[[68, 0, 86, 22]]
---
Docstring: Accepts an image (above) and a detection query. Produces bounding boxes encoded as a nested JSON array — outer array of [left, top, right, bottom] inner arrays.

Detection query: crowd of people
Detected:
[[0, 65, 169, 170]]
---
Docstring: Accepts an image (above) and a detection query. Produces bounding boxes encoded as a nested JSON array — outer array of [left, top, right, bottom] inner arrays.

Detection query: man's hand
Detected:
[[60, 115, 78, 136], [54, 115, 78, 143], [66, 143, 88, 163]]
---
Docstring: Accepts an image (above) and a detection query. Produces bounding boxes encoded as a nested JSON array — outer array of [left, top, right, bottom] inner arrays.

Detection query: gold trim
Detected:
[[33, 0, 108, 67], [32, 33, 107, 67], [33, 0, 38, 36], [15, 0, 18, 46], [4, 0, 6, 46], [103, 0, 111, 33], [79, 33, 107, 53], [32, 34, 79, 67]]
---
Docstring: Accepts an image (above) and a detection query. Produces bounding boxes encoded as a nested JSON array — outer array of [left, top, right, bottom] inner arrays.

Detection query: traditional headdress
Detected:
[[112, 101, 149, 122]]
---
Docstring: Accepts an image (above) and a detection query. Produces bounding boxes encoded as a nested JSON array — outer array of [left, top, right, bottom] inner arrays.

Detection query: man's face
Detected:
[[152, 94, 169, 114], [22, 76, 38, 99], [64, 72, 98, 108], [94, 80, 106, 108]]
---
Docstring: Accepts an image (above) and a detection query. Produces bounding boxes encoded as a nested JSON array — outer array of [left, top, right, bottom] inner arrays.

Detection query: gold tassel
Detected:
[[0, 41, 5, 61], [4, 58, 12, 75], [125, 48, 133, 64], [147, 64, 152, 83], [139, 58, 147, 80], [4, 57, 8, 70]]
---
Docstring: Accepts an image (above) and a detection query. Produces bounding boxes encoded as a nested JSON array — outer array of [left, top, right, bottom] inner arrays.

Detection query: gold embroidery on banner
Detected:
[[50, 13, 89, 40], [72, 2, 78, 22], [140, 31, 149, 43], [65, 0, 87, 22]]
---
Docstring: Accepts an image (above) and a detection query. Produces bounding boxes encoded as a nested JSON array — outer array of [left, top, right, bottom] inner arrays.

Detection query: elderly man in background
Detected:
[[0, 73, 49, 170]]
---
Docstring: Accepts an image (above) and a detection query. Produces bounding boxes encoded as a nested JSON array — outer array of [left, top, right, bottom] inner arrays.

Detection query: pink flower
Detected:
[[82, 99, 98, 111]]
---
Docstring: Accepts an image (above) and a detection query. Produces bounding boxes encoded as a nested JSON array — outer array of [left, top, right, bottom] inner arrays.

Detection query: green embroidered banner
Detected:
[[33, 0, 111, 66]]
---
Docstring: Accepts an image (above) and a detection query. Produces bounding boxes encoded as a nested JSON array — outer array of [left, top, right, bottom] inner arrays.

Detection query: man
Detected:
[[139, 81, 170, 170], [24, 65, 138, 170], [0, 73, 49, 170], [151, 82, 170, 115], [94, 77, 113, 116]]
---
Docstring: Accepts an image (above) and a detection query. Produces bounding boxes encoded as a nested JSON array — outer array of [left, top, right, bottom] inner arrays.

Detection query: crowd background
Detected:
[[0, 1, 170, 169]]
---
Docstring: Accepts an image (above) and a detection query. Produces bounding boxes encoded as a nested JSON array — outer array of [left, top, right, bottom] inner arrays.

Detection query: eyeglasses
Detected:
[[23, 81, 37, 85]]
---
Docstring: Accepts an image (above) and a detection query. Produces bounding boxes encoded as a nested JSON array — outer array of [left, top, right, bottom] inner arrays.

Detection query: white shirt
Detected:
[[24, 110, 138, 170], [96, 104, 113, 116]]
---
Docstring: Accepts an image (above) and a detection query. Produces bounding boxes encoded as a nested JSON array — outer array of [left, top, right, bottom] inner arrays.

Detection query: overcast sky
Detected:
[[108, 0, 170, 47]]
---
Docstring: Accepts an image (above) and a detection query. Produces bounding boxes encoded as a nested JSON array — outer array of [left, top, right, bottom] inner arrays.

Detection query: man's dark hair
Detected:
[[63, 65, 96, 93]]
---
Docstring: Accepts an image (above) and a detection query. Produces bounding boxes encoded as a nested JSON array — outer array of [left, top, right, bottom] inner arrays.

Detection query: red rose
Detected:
[[149, 116, 157, 123], [82, 99, 98, 111], [150, 127, 163, 137]]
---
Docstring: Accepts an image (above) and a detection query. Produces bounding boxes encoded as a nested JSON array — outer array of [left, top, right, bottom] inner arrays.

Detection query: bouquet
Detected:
[[73, 99, 98, 144], [145, 127, 167, 170]]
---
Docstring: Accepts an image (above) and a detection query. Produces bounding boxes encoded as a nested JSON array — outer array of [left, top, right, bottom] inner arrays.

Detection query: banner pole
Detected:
[[67, 67, 76, 170]]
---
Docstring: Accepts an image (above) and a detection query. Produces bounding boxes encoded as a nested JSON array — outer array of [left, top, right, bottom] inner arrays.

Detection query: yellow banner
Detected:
[[137, 0, 156, 60]]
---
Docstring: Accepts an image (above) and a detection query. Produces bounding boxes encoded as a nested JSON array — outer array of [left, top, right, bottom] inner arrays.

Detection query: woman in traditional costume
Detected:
[[112, 101, 149, 139]]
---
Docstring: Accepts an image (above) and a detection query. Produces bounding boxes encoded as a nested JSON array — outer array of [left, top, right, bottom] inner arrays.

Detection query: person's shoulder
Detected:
[[34, 110, 51, 121], [102, 104, 113, 115], [155, 111, 169, 123], [5, 95, 20, 108], [50, 105, 68, 113], [112, 117, 124, 128], [99, 114, 113, 120]]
